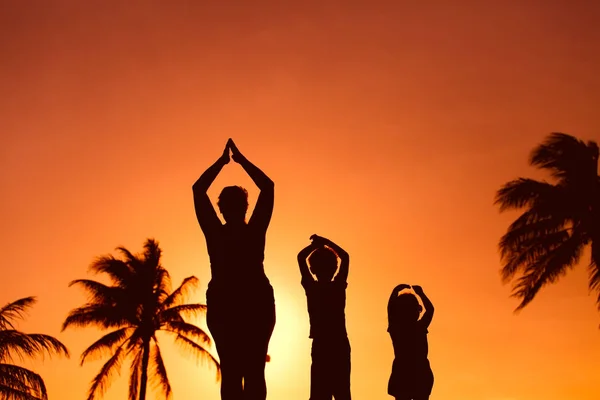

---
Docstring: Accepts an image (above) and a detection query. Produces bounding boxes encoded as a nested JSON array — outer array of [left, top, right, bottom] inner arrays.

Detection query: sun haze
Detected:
[[1, 1, 600, 400]]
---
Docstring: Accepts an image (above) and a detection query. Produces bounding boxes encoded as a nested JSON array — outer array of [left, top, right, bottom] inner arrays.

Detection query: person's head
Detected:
[[308, 247, 338, 282], [217, 186, 249, 224], [393, 292, 422, 322]]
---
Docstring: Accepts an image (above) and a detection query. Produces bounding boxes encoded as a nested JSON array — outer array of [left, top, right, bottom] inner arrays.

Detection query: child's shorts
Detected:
[[388, 358, 433, 398]]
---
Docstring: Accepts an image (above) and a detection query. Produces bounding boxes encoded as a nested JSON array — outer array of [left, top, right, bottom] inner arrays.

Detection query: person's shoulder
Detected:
[[301, 277, 315, 290], [210, 222, 225, 231], [204, 222, 223, 238]]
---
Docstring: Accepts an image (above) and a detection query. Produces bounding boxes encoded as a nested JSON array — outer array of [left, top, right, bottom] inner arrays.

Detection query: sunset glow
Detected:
[[1, 1, 600, 400]]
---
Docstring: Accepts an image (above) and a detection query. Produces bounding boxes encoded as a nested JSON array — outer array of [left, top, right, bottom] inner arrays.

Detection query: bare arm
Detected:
[[229, 139, 274, 230], [311, 235, 349, 283], [413, 285, 434, 328], [297, 242, 319, 283], [192, 145, 229, 234]]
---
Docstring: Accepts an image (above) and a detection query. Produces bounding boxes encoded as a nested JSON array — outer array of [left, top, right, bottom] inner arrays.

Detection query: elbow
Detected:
[[262, 179, 275, 191], [192, 179, 207, 193]]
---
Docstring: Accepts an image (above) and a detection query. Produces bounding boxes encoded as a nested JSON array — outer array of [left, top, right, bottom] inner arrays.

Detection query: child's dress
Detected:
[[388, 322, 434, 398]]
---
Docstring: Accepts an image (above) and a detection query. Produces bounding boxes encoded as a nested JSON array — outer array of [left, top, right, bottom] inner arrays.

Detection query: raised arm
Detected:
[[297, 242, 319, 283], [229, 139, 274, 230], [311, 235, 349, 283], [413, 285, 434, 328], [192, 144, 229, 234]]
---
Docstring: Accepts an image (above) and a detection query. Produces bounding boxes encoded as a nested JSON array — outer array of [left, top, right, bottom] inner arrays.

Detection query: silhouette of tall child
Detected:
[[298, 234, 351, 400], [387, 284, 434, 400], [193, 139, 275, 400]]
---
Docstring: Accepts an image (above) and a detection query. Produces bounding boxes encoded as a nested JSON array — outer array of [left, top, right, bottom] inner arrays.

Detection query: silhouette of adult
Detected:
[[193, 139, 275, 400]]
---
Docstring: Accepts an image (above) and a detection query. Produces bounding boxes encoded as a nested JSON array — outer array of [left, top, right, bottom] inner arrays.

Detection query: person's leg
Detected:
[[242, 301, 276, 400], [413, 363, 433, 400], [310, 339, 333, 400], [219, 354, 243, 400], [332, 337, 352, 400], [207, 305, 243, 400]]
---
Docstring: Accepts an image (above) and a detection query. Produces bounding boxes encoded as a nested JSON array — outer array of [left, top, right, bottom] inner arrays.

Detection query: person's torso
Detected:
[[204, 223, 274, 305], [305, 281, 347, 339], [205, 223, 267, 282], [389, 323, 429, 361]]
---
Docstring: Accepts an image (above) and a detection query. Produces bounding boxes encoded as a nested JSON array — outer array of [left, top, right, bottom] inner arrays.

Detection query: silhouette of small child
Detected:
[[387, 284, 434, 400], [298, 234, 351, 400]]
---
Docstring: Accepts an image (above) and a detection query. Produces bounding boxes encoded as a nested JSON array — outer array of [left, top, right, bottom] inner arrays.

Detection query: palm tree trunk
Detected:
[[138, 338, 151, 400]]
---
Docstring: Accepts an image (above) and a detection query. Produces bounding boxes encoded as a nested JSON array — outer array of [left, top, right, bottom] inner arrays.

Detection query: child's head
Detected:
[[308, 247, 338, 281], [393, 292, 423, 322]]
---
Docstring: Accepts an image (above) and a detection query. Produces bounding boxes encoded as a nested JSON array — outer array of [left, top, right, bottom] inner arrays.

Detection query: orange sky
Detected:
[[1, 1, 600, 399]]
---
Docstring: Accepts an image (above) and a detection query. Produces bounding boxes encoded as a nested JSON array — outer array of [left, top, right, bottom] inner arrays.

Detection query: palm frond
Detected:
[[115, 246, 138, 263], [15, 334, 68, 360], [80, 327, 133, 365], [68, 280, 122, 305], [495, 178, 563, 212], [161, 277, 200, 310], [159, 304, 206, 323], [127, 348, 143, 400], [529, 133, 598, 180], [588, 240, 600, 311], [154, 268, 172, 306], [124, 330, 143, 355], [511, 231, 585, 311], [0, 384, 43, 400], [89, 256, 133, 287], [0, 331, 69, 363], [62, 304, 132, 331], [0, 366, 32, 394], [115, 247, 143, 273], [0, 297, 36, 330], [500, 229, 571, 283], [172, 335, 220, 380], [0, 363, 46, 400], [86, 345, 126, 400], [150, 339, 172, 399], [499, 213, 568, 258], [590, 263, 600, 313], [162, 321, 211, 345], [143, 239, 162, 269]]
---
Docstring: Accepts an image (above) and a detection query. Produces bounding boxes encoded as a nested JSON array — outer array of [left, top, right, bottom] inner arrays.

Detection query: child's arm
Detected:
[[297, 242, 318, 283], [229, 139, 275, 231], [192, 144, 229, 234], [311, 235, 349, 283], [413, 285, 434, 328]]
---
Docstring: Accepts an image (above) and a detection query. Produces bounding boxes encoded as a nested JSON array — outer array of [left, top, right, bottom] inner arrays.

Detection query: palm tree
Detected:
[[0, 296, 69, 400], [62, 238, 220, 400], [495, 132, 600, 312]]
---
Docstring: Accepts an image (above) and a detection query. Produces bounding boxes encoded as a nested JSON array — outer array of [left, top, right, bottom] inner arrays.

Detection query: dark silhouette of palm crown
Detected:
[[495, 133, 600, 312], [0, 296, 69, 400], [62, 238, 219, 400]]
